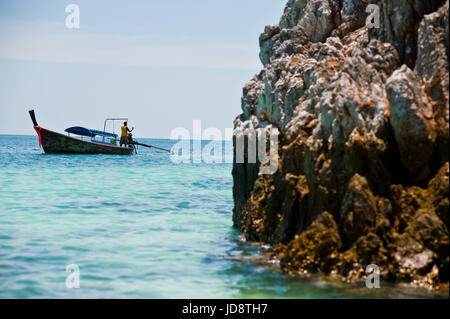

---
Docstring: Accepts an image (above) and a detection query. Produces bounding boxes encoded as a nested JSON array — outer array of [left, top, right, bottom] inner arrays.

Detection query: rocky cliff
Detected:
[[232, 0, 449, 288]]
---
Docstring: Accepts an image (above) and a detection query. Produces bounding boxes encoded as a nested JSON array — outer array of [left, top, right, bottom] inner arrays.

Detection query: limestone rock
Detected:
[[340, 174, 377, 248], [259, 25, 281, 66], [368, 0, 446, 67], [233, 0, 449, 288], [393, 235, 435, 279], [280, 211, 341, 273], [428, 163, 449, 226], [386, 65, 437, 178], [339, 0, 368, 37], [416, 1, 450, 167], [280, 0, 340, 42]]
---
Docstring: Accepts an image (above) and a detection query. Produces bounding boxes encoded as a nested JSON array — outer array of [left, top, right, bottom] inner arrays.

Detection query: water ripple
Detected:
[[0, 136, 446, 299]]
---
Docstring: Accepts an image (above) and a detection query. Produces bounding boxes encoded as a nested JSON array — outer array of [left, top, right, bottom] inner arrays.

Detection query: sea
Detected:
[[0, 135, 446, 298]]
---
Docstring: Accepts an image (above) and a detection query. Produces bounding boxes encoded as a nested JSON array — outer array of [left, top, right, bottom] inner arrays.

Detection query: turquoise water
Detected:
[[0, 135, 447, 298]]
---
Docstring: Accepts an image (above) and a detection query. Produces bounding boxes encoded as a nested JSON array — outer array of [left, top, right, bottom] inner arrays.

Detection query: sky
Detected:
[[0, 0, 286, 138]]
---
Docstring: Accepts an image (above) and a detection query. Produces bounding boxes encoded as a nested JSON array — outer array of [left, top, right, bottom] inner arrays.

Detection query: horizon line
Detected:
[[0, 134, 233, 141]]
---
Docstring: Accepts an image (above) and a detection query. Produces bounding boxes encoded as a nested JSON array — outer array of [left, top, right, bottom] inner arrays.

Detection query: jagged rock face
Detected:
[[368, 0, 446, 67], [233, 0, 449, 288], [279, 0, 369, 40], [339, 0, 369, 36], [386, 65, 437, 180]]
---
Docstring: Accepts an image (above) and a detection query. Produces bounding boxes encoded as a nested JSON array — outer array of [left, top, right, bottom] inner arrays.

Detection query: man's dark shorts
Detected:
[[120, 136, 129, 145]]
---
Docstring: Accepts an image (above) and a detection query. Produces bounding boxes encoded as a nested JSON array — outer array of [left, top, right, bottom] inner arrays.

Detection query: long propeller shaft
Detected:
[[131, 141, 172, 153]]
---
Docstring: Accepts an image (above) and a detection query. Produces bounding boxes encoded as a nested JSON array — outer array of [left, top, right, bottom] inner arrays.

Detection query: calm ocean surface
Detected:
[[0, 135, 446, 298]]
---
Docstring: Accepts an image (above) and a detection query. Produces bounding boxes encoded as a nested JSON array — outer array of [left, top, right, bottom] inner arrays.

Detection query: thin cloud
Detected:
[[0, 19, 261, 70]]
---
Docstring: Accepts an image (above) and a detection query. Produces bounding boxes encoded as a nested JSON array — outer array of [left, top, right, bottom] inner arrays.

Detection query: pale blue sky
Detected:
[[0, 0, 286, 138]]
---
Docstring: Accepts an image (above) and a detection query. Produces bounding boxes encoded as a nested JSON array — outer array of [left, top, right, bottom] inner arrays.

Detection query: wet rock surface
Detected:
[[233, 0, 449, 288]]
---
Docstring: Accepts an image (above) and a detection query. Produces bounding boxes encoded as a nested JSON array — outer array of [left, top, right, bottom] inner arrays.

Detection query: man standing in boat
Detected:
[[120, 121, 134, 147]]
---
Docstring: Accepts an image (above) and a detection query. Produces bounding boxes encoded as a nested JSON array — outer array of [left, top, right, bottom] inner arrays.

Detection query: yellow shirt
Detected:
[[121, 126, 128, 137]]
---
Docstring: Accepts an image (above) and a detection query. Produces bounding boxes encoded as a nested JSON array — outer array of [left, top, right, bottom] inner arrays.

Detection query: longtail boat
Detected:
[[29, 109, 134, 155]]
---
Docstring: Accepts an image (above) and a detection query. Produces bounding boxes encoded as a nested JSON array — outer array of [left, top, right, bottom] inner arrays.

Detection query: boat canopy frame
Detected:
[[63, 118, 130, 143], [103, 118, 128, 142]]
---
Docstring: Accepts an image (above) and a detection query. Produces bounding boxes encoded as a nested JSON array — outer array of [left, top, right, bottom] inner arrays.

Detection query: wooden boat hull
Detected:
[[35, 127, 134, 155]]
